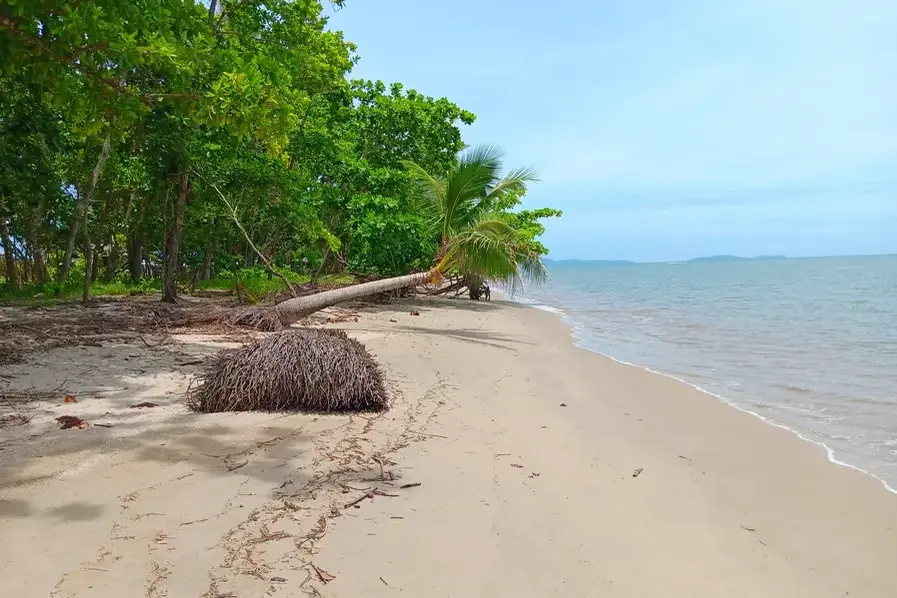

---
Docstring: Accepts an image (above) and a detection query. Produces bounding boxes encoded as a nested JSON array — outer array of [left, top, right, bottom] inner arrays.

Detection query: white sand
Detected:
[[2, 298, 896, 597]]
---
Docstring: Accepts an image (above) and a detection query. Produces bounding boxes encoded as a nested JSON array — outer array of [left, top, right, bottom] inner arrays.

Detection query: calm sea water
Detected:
[[518, 255, 897, 491]]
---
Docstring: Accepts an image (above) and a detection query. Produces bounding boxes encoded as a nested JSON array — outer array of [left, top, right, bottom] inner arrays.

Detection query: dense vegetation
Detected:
[[0, 0, 559, 303]]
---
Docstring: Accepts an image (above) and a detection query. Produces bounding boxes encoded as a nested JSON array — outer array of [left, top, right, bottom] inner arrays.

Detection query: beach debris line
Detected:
[[632, 467, 644, 478], [0, 413, 32, 427], [187, 329, 388, 413], [130, 401, 158, 409]]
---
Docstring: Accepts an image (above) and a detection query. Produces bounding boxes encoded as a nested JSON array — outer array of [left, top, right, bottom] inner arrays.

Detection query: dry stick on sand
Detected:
[[309, 562, 335, 584], [411, 429, 448, 439], [345, 491, 375, 509]]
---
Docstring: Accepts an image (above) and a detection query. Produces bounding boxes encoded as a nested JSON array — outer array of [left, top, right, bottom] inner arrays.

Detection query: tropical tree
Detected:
[[273, 145, 557, 324]]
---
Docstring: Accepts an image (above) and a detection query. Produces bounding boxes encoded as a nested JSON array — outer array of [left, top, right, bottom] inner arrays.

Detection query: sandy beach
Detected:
[[2, 297, 896, 597]]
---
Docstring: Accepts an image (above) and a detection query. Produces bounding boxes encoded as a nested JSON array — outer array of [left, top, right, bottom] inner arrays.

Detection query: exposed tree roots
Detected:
[[187, 329, 388, 413]]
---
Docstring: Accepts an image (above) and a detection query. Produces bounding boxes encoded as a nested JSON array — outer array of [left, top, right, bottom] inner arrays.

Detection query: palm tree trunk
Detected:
[[274, 269, 434, 325]]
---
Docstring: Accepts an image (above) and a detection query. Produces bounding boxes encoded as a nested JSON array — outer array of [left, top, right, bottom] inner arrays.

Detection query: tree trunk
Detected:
[[162, 171, 189, 303], [127, 235, 143, 282], [127, 192, 149, 283], [59, 130, 113, 285], [191, 228, 215, 289], [27, 199, 47, 283], [274, 269, 433, 325], [82, 234, 92, 304], [0, 197, 19, 290]]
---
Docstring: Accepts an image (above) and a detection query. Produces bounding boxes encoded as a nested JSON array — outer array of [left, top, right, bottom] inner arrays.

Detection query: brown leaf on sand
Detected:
[[130, 402, 158, 409], [510, 463, 524, 469], [57, 415, 88, 430], [63, 395, 78, 403]]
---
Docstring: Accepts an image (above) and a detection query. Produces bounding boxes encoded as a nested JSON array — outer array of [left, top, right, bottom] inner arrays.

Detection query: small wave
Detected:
[[532, 304, 566, 316], [773, 383, 813, 394]]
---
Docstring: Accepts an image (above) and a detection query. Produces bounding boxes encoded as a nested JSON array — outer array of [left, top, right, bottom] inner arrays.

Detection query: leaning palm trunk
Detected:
[[274, 269, 435, 325]]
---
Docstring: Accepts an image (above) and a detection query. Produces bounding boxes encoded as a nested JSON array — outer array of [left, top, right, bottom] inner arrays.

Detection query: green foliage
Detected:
[[404, 145, 559, 288], [0, 2, 560, 303]]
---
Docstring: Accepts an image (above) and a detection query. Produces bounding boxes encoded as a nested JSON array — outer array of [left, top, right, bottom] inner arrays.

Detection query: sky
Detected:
[[326, 0, 897, 262]]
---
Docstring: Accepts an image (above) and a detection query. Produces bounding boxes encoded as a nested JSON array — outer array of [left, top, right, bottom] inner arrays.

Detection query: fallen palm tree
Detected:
[[187, 329, 388, 413], [269, 145, 549, 325]]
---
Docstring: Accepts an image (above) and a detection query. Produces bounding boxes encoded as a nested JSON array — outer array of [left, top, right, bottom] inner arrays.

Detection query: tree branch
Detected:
[[193, 171, 297, 298]]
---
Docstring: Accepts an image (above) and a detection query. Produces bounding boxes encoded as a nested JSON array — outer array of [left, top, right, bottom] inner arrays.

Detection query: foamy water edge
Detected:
[[515, 297, 897, 495]]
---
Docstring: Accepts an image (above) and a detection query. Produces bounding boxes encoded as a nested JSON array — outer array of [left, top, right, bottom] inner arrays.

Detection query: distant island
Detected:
[[543, 258, 636, 267], [544, 255, 788, 266], [686, 255, 787, 263]]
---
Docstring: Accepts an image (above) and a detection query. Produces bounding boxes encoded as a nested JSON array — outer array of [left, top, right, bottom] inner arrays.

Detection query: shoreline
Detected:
[[2, 297, 897, 596], [516, 296, 897, 495]]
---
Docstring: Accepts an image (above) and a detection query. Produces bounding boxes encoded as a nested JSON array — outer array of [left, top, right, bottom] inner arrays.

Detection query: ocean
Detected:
[[516, 255, 897, 492]]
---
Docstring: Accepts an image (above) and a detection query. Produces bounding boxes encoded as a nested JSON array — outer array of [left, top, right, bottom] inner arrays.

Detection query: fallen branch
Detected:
[[226, 459, 249, 471], [309, 562, 335, 584], [195, 171, 297, 298], [399, 482, 421, 489]]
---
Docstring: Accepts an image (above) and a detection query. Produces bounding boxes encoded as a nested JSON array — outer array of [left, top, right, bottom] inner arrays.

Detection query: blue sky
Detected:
[[326, 1, 897, 262]]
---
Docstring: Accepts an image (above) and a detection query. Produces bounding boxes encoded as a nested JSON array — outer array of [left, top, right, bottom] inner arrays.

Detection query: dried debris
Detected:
[[56, 415, 88, 430], [0, 413, 32, 428]]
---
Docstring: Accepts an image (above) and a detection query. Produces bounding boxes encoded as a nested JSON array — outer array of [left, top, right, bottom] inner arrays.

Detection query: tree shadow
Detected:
[[0, 498, 106, 522], [0, 334, 342, 519], [345, 324, 532, 352], [351, 296, 517, 315]]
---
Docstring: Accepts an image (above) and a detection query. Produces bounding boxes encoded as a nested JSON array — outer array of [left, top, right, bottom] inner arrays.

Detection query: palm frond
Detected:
[[401, 158, 446, 230], [505, 252, 550, 296], [442, 145, 505, 235], [485, 165, 539, 199], [445, 214, 518, 280]]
